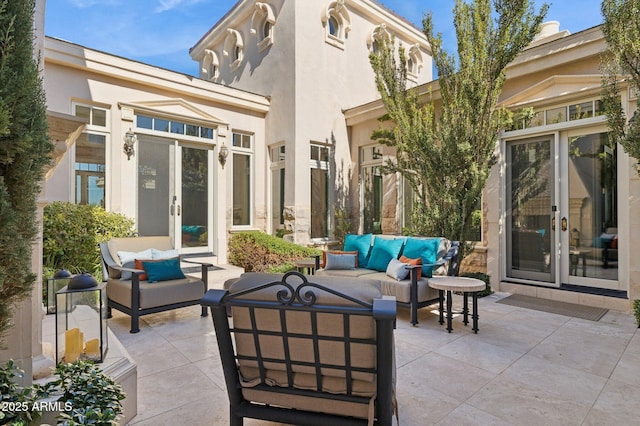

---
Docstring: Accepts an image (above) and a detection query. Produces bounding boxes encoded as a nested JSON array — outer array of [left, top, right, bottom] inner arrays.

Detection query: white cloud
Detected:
[[154, 0, 208, 14]]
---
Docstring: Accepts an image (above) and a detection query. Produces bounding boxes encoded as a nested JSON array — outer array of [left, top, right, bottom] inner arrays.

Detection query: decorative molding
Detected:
[[251, 2, 276, 51], [223, 28, 244, 71], [202, 49, 220, 80]]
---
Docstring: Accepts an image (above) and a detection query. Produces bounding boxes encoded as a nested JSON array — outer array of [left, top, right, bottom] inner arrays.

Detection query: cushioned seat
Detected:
[[100, 236, 211, 333], [201, 272, 397, 425]]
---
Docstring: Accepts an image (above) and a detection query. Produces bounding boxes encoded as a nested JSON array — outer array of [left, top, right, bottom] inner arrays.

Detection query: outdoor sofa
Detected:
[[99, 236, 211, 333], [202, 271, 397, 425], [314, 234, 460, 326]]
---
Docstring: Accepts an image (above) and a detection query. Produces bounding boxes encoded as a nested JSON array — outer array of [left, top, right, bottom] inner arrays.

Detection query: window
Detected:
[[368, 24, 390, 53], [323, 1, 351, 48], [224, 29, 244, 71], [270, 145, 285, 231], [136, 115, 214, 140], [201, 49, 219, 81], [310, 143, 331, 238], [251, 2, 276, 51], [509, 98, 607, 130], [407, 44, 423, 79], [232, 132, 253, 226], [73, 103, 108, 206], [360, 146, 383, 234]]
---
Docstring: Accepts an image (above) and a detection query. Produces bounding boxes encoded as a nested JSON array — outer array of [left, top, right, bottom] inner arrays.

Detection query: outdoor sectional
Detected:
[[314, 234, 460, 326]]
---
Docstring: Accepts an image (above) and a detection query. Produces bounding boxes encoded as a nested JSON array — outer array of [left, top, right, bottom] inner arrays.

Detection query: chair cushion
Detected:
[[365, 272, 438, 304], [107, 276, 204, 310]]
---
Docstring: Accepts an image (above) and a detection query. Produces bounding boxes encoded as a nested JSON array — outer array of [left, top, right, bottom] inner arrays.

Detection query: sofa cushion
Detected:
[[386, 258, 410, 281], [324, 252, 357, 270], [367, 236, 405, 272], [402, 237, 440, 277], [315, 268, 378, 279], [344, 233, 373, 268], [365, 271, 438, 304]]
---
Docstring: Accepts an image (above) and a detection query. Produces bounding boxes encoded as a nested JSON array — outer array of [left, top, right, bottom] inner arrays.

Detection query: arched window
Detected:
[[223, 29, 244, 71], [322, 0, 351, 48], [367, 23, 391, 53], [407, 44, 423, 78], [201, 49, 219, 81], [250, 2, 276, 52]]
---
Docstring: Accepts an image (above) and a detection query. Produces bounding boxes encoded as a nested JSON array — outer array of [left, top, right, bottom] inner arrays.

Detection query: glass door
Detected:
[[506, 137, 556, 284], [137, 135, 212, 253], [560, 130, 619, 289]]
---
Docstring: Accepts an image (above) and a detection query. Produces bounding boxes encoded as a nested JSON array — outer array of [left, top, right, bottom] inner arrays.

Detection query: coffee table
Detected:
[[427, 276, 486, 333]]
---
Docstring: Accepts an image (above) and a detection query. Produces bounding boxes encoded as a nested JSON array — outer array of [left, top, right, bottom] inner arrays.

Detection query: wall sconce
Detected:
[[218, 143, 229, 168], [123, 129, 137, 160]]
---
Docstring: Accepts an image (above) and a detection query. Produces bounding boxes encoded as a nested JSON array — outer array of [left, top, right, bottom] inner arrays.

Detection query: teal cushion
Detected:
[[366, 237, 405, 272], [141, 257, 186, 283], [344, 233, 373, 268], [402, 237, 440, 277]]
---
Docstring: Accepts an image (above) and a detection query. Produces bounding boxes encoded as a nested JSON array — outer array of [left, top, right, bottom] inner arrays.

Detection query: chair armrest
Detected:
[[201, 289, 228, 307], [182, 258, 214, 268], [373, 296, 397, 320]]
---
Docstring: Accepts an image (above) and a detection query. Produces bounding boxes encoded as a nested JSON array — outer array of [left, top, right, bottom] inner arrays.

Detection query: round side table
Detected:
[[427, 276, 486, 333]]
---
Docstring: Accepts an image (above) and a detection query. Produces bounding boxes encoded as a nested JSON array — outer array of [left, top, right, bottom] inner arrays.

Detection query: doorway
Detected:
[[137, 135, 213, 254]]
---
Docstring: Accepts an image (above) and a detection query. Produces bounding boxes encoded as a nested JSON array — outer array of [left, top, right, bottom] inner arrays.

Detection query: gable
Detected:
[[119, 98, 228, 126], [501, 75, 603, 109]]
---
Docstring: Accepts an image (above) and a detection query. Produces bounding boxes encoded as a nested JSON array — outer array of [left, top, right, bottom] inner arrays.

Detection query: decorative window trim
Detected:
[[201, 49, 220, 81], [367, 23, 391, 53], [407, 44, 423, 79], [251, 2, 276, 52], [322, 0, 351, 49], [223, 29, 244, 71]]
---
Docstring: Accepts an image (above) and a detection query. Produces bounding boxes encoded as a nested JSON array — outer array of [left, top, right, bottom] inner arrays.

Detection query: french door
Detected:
[[505, 128, 620, 290], [137, 135, 213, 254]]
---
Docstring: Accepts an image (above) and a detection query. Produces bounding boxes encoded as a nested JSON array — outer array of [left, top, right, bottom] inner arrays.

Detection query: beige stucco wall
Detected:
[[190, 0, 432, 244], [43, 38, 269, 262]]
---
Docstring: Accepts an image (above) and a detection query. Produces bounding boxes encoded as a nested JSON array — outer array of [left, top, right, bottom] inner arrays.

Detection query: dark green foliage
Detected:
[[369, 0, 547, 271], [461, 271, 493, 297], [228, 231, 321, 273], [0, 0, 53, 344], [43, 202, 135, 278], [601, 0, 640, 172], [0, 360, 44, 425], [633, 299, 640, 327], [41, 360, 125, 426]]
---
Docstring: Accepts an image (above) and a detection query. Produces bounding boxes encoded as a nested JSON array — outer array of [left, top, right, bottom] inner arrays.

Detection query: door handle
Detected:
[[561, 217, 568, 232], [177, 205, 181, 216], [552, 217, 555, 231], [170, 204, 175, 216]]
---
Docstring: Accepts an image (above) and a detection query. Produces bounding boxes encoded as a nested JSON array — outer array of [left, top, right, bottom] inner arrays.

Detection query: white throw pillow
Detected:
[[117, 249, 153, 265], [386, 258, 410, 281], [152, 248, 180, 259]]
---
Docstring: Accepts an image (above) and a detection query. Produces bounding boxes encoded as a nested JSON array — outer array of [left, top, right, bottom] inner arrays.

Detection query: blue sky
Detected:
[[45, 0, 604, 76]]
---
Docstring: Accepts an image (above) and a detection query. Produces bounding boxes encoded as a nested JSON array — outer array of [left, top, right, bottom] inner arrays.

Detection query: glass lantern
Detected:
[[55, 274, 108, 364], [46, 269, 73, 314]]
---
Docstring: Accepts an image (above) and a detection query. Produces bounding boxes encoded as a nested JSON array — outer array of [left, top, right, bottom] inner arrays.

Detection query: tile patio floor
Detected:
[[107, 266, 640, 425]]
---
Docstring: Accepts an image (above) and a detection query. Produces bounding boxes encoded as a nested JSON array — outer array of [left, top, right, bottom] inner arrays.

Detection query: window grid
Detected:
[[136, 114, 214, 140]]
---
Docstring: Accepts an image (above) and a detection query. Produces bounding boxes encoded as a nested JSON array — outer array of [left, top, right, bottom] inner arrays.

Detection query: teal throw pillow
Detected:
[[141, 257, 186, 283], [344, 233, 373, 268], [402, 237, 440, 277], [366, 237, 405, 272]]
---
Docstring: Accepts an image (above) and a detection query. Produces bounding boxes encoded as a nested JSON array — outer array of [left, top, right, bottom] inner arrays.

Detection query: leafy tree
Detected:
[[0, 0, 52, 345], [369, 0, 547, 266], [601, 0, 640, 172]]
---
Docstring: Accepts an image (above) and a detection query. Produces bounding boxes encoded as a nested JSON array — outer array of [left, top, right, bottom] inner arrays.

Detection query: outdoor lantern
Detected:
[[218, 142, 229, 168], [46, 269, 72, 314], [123, 128, 137, 160], [55, 273, 108, 364]]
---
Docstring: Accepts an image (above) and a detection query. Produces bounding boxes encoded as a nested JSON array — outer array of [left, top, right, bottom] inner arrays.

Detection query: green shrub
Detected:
[[633, 299, 640, 328], [228, 231, 321, 273], [461, 271, 493, 298], [43, 202, 135, 278], [0, 360, 44, 425]]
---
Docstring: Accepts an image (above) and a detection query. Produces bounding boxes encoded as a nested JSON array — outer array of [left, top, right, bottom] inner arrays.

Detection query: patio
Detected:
[[106, 266, 640, 425]]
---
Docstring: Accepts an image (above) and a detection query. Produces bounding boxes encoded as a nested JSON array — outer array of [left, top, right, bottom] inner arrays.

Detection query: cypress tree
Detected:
[[0, 0, 52, 346]]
